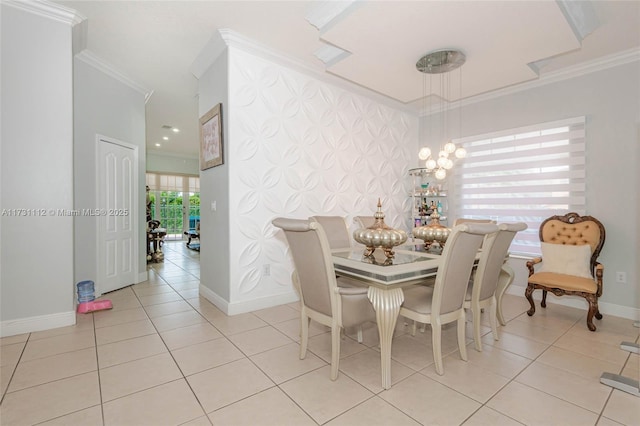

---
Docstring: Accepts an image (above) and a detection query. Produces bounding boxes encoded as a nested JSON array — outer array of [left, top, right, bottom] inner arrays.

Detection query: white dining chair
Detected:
[[464, 222, 528, 351], [400, 222, 498, 375], [310, 216, 351, 249], [272, 217, 376, 380]]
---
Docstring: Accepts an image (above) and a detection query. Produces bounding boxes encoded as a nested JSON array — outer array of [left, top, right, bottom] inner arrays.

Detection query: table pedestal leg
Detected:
[[367, 286, 404, 390]]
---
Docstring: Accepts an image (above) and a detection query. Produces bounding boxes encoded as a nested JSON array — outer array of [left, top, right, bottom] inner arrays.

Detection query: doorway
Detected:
[[96, 136, 138, 294]]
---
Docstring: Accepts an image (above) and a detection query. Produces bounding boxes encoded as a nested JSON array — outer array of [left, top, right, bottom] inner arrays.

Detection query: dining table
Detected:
[[332, 243, 446, 390]]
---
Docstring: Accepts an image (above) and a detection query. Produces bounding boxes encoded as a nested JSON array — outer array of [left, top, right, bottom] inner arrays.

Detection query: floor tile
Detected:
[[171, 337, 245, 376], [249, 342, 326, 384], [187, 358, 274, 413], [206, 312, 268, 335], [464, 342, 531, 379], [279, 366, 374, 424], [379, 373, 481, 425], [208, 387, 316, 425], [37, 405, 103, 426], [95, 319, 157, 346], [324, 395, 421, 426], [150, 309, 207, 332], [481, 329, 549, 359], [137, 291, 184, 306], [102, 379, 205, 426], [96, 333, 168, 369], [93, 306, 148, 329], [487, 381, 599, 425], [159, 322, 223, 350], [227, 325, 293, 356], [515, 361, 611, 413], [252, 304, 300, 325], [537, 345, 623, 380], [99, 352, 182, 401], [143, 299, 194, 318], [1, 342, 25, 368], [339, 348, 415, 393], [0, 333, 29, 346], [21, 330, 95, 362], [463, 406, 523, 426], [600, 389, 640, 426], [0, 372, 100, 425], [8, 347, 97, 392]]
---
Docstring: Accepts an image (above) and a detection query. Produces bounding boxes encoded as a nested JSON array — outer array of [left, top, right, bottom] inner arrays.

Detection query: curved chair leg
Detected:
[[489, 300, 499, 342], [432, 322, 444, 375], [595, 301, 603, 320], [300, 314, 310, 359], [496, 266, 515, 326], [330, 324, 341, 380], [541, 290, 548, 308], [356, 326, 363, 343], [472, 305, 483, 352], [457, 312, 468, 362], [525, 284, 536, 316], [586, 294, 598, 332]]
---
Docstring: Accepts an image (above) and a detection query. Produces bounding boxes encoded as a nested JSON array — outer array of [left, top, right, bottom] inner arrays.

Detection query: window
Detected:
[[452, 117, 586, 256], [146, 173, 200, 238]]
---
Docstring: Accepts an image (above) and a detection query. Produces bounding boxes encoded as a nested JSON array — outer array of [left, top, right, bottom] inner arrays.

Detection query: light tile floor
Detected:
[[1, 241, 638, 425]]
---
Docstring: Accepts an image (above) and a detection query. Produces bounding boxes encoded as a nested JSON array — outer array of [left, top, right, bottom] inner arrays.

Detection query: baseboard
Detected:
[[0, 310, 76, 338], [506, 285, 640, 321], [198, 285, 299, 316]]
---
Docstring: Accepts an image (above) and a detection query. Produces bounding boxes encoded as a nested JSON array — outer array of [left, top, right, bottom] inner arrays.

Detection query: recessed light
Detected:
[[162, 136, 169, 140], [155, 143, 161, 147], [172, 128, 180, 133]]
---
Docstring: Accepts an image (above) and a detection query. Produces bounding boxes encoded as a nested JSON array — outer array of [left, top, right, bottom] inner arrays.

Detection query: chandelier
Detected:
[[417, 49, 467, 180]]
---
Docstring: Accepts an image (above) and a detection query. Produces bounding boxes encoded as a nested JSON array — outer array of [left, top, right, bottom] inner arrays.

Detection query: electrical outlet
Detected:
[[615, 272, 627, 283], [262, 264, 271, 277]]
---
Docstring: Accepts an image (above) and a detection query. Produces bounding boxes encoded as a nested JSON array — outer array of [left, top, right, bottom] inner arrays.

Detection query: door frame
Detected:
[[95, 134, 139, 296]]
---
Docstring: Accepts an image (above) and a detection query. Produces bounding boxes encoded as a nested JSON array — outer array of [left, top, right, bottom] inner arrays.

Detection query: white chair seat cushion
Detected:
[[401, 286, 435, 315], [529, 271, 597, 293]]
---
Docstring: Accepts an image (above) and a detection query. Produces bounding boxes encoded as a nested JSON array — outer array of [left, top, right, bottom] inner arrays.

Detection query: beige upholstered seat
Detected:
[[400, 223, 498, 375], [464, 222, 527, 351], [311, 216, 351, 250], [526, 212, 606, 331], [272, 217, 376, 380]]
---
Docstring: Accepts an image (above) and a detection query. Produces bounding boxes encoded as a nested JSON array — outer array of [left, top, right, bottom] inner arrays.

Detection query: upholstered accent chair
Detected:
[[464, 222, 528, 351], [272, 217, 376, 380], [400, 223, 499, 375], [310, 216, 351, 250], [525, 212, 606, 331]]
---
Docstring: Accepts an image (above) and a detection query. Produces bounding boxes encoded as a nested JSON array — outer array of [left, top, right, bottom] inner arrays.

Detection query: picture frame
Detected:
[[199, 103, 224, 170]]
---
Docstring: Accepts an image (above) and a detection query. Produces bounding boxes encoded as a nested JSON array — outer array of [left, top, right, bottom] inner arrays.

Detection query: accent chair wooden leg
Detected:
[[586, 295, 598, 332], [541, 289, 548, 308], [525, 284, 536, 316]]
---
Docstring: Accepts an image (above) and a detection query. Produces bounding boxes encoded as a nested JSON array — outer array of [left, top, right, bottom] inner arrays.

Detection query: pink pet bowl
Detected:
[[77, 299, 113, 314]]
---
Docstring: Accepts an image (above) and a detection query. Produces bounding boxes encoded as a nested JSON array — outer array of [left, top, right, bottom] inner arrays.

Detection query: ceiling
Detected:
[[54, 1, 640, 158]]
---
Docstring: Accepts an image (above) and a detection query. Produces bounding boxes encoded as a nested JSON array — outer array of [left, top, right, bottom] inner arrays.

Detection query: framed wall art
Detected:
[[199, 103, 223, 170]]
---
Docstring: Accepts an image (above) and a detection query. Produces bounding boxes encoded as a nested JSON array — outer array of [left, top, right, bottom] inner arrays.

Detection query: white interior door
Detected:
[[97, 137, 138, 294]]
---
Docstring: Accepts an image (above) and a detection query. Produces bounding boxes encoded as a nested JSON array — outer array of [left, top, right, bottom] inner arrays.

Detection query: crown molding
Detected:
[[420, 47, 640, 117], [305, 1, 357, 33], [206, 29, 414, 114], [3, 0, 85, 26], [75, 50, 153, 102]]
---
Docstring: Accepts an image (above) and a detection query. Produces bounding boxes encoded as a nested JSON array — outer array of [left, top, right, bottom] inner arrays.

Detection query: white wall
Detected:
[[0, 4, 76, 335], [198, 49, 232, 304], [196, 44, 418, 314], [73, 53, 148, 291], [147, 151, 199, 175], [421, 61, 640, 318]]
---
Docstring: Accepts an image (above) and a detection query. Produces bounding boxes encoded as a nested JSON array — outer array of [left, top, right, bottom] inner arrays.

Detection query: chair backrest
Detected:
[[311, 216, 351, 250], [432, 223, 499, 316], [454, 218, 496, 226], [473, 222, 528, 301], [354, 216, 375, 229], [539, 212, 605, 270], [272, 218, 337, 317]]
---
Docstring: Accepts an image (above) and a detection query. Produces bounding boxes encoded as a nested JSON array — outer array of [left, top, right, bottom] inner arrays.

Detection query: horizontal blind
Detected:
[[146, 172, 199, 193], [452, 117, 586, 256]]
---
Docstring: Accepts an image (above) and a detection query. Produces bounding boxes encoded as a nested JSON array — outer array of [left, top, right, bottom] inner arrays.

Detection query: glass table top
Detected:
[[333, 248, 436, 266]]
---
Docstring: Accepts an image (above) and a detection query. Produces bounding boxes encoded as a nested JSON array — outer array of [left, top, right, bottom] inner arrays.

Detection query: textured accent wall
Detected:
[[227, 48, 418, 306]]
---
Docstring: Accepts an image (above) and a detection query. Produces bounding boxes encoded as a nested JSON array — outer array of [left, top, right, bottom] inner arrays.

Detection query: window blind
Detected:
[[452, 117, 586, 256], [146, 173, 199, 193]]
